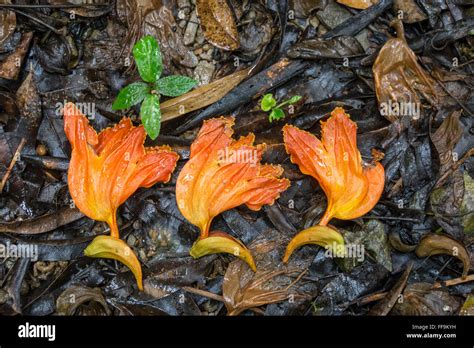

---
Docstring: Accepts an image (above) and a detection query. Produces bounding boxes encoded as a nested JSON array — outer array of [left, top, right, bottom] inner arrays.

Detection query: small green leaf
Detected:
[[112, 82, 150, 110], [261, 93, 276, 112], [133, 35, 162, 83], [155, 75, 197, 97], [140, 94, 161, 140], [269, 108, 285, 122], [288, 95, 302, 104]]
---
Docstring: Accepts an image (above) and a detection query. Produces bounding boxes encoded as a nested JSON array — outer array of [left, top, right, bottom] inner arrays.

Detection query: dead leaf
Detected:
[[0, 0, 16, 48], [161, 67, 250, 122], [373, 20, 438, 122], [0, 32, 33, 80], [196, 0, 240, 51], [430, 110, 463, 187], [56, 285, 110, 316], [393, 0, 427, 23], [337, 0, 379, 10], [288, 36, 364, 59], [222, 230, 310, 316]]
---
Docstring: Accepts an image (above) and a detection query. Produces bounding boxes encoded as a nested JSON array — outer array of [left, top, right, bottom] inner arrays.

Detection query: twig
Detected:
[[181, 286, 224, 302], [11, 9, 63, 35], [0, 138, 26, 194]]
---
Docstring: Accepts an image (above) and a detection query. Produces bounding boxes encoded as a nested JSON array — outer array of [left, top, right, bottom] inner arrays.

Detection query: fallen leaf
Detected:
[[337, 0, 379, 10], [196, 0, 240, 51], [373, 20, 438, 122], [0, 0, 16, 47], [56, 285, 110, 316], [0, 32, 32, 80]]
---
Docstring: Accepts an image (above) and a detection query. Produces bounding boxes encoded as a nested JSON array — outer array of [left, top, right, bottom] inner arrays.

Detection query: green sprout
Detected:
[[260, 93, 302, 123], [112, 35, 197, 140]]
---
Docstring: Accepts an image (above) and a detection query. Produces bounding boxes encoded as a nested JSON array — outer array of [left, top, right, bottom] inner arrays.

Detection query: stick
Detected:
[[0, 138, 26, 194]]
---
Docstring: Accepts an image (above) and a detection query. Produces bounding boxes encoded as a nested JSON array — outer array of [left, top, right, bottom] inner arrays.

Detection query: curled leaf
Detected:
[[373, 20, 438, 122], [84, 235, 143, 291], [64, 102, 179, 238], [190, 231, 256, 272], [56, 285, 110, 316], [196, 0, 240, 51], [283, 225, 345, 263], [283, 107, 385, 226], [176, 117, 290, 270], [415, 233, 470, 279]]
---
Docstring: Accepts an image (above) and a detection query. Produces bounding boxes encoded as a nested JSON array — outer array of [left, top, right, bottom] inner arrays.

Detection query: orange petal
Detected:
[[64, 102, 179, 238], [283, 107, 384, 225], [176, 117, 290, 237]]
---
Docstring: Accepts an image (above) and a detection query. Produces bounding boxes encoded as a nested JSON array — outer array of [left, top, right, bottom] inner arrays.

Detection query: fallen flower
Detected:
[[282, 107, 384, 261], [64, 102, 179, 290], [176, 117, 290, 271]]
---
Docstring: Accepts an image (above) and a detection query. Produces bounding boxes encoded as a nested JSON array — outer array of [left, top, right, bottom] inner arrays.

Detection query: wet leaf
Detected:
[[288, 36, 364, 59], [373, 20, 438, 122], [415, 233, 470, 278], [112, 82, 150, 110], [430, 111, 463, 186], [0, 1, 16, 47], [160, 68, 250, 122], [0, 32, 32, 80], [37, 35, 79, 75], [56, 285, 110, 316], [392, 282, 462, 315], [460, 172, 474, 235], [155, 75, 197, 97], [261, 94, 277, 112], [133, 35, 163, 83], [460, 295, 474, 315], [393, 0, 427, 23], [140, 94, 162, 139], [196, 0, 240, 51], [337, 0, 378, 10]]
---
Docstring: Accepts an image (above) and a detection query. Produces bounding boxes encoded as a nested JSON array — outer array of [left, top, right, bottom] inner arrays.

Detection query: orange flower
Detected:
[[64, 102, 179, 238], [176, 117, 290, 270], [64, 102, 179, 290], [282, 107, 384, 262]]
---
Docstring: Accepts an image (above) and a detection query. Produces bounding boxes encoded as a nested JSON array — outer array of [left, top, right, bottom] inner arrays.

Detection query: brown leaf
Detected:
[[161, 67, 250, 122], [430, 110, 463, 187], [222, 230, 310, 315], [0, 0, 16, 47], [196, 0, 240, 51], [393, 0, 427, 23], [56, 285, 110, 316], [373, 20, 438, 122], [0, 32, 33, 80]]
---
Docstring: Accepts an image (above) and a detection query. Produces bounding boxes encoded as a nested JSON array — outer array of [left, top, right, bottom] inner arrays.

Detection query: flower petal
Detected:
[[283, 225, 345, 263], [84, 235, 143, 290]]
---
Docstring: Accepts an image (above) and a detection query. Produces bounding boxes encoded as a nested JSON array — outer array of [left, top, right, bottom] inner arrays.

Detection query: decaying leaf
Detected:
[[196, 0, 240, 51], [48, 0, 112, 17], [176, 117, 290, 270], [161, 67, 250, 122], [373, 20, 438, 122], [56, 285, 110, 316], [337, 0, 378, 10], [64, 102, 179, 238], [459, 295, 474, 315], [0, 32, 32, 80], [393, 0, 427, 23], [223, 230, 309, 315], [392, 282, 462, 315], [288, 36, 365, 59], [0, 0, 16, 48], [430, 110, 463, 187], [415, 233, 470, 278]]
